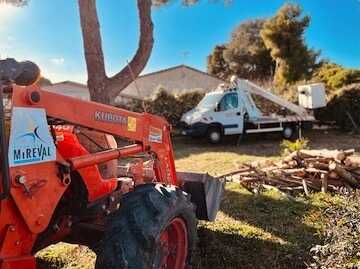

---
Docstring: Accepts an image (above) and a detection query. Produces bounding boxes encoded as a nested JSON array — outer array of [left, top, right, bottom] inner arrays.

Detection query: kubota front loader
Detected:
[[0, 58, 224, 269]]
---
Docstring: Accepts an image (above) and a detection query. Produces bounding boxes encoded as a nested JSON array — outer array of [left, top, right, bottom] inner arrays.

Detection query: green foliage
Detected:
[[316, 83, 360, 131], [207, 20, 275, 81], [280, 138, 309, 156], [130, 86, 205, 126], [260, 3, 319, 87], [207, 45, 231, 81], [314, 62, 360, 91], [223, 20, 275, 80]]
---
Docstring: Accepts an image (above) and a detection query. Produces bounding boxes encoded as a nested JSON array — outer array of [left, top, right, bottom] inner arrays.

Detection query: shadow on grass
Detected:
[[194, 187, 321, 269], [194, 227, 307, 269]]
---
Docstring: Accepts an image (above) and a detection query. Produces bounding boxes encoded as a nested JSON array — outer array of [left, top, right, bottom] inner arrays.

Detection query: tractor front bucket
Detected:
[[177, 172, 225, 221]]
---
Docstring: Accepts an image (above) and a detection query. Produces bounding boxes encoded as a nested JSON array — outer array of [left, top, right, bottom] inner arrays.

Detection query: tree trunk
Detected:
[[78, 0, 154, 104], [78, 0, 107, 102]]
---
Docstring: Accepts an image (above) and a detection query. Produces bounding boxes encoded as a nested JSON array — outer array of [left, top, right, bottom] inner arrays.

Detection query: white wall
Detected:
[[43, 83, 90, 101]]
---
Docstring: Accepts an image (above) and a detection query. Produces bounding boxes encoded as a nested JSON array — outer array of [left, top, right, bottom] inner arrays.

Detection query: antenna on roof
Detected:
[[126, 60, 147, 113], [181, 51, 190, 65]]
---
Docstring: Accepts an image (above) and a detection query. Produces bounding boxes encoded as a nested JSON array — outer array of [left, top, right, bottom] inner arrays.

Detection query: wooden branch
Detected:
[[321, 173, 328, 193], [305, 167, 327, 174], [235, 149, 359, 194], [346, 111, 360, 133], [217, 167, 253, 179], [328, 171, 339, 180], [344, 156, 360, 169], [329, 161, 359, 187], [302, 179, 310, 196], [107, 0, 154, 99], [78, 0, 154, 104], [262, 184, 296, 201], [78, 0, 107, 102], [300, 149, 354, 162], [308, 161, 330, 171], [283, 151, 299, 163]]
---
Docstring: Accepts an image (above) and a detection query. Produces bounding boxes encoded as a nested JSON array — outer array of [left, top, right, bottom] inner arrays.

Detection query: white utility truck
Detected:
[[180, 78, 326, 143]]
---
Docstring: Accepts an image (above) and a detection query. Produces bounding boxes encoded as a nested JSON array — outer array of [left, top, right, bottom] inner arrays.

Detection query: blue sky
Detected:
[[0, 0, 359, 83]]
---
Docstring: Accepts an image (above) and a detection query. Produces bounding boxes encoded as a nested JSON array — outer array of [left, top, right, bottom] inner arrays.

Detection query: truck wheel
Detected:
[[282, 125, 297, 140], [207, 127, 222, 144], [94, 184, 198, 269]]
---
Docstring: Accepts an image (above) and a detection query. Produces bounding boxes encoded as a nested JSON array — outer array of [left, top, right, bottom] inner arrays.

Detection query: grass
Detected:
[[193, 184, 343, 269], [36, 130, 360, 269]]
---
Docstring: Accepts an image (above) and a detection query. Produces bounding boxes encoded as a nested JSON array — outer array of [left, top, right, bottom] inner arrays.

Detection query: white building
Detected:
[[43, 81, 90, 101], [42, 65, 224, 104]]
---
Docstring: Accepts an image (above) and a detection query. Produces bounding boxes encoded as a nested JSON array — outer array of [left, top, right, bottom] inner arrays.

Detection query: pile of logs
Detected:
[[222, 149, 360, 195]]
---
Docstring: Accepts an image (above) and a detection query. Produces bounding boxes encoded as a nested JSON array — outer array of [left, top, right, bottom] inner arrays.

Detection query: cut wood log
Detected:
[[321, 173, 328, 193], [300, 149, 354, 161], [328, 171, 339, 180], [218, 167, 253, 179], [308, 161, 330, 171], [283, 151, 300, 163], [302, 179, 310, 196], [305, 167, 328, 174], [233, 149, 359, 195], [278, 168, 306, 177], [329, 161, 359, 187], [344, 156, 360, 169]]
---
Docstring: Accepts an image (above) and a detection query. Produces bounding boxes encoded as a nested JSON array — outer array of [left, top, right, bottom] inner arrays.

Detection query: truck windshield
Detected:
[[197, 93, 223, 109]]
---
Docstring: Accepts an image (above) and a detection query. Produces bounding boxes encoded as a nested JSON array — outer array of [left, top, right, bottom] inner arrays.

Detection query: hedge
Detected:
[[316, 83, 360, 131], [129, 88, 205, 126]]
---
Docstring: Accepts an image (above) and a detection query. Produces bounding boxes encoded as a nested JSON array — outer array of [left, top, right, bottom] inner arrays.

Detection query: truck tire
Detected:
[[282, 125, 298, 140], [94, 184, 198, 269], [207, 127, 222, 144]]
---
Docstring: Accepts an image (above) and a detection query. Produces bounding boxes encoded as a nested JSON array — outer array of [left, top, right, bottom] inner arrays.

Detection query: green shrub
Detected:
[[316, 83, 360, 131], [314, 63, 360, 91], [129, 87, 205, 126], [280, 138, 309, 156]]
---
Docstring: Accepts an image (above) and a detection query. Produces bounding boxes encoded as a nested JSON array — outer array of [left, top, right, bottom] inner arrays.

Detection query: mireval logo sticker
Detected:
[[8, 107, 56, 167]]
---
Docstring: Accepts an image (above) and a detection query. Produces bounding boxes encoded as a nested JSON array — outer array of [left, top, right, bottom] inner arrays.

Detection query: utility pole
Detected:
[[181, 51, 190, 91]]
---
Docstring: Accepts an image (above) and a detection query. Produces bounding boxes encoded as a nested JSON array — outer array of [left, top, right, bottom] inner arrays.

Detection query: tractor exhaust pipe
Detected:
[[0, 82, 10, 200]]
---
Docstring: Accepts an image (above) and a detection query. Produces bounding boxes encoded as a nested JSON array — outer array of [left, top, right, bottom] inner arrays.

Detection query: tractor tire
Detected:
[[94, 184, 198, 269]]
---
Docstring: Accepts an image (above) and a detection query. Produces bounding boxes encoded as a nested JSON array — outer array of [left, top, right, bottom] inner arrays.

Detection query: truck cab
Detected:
[[180, 88, 246, 143], [180, 79, 322, 143]]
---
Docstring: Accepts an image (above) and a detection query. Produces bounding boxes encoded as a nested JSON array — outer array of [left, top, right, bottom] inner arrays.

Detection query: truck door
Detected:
[[214, 92, 244, 135]]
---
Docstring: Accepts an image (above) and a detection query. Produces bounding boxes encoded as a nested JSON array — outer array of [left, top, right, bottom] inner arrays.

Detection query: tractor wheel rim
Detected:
[[160, 217, 188, 269]]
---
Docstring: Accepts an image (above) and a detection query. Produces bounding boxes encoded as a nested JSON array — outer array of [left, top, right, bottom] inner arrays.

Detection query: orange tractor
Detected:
[[0, 59, 223, 269]]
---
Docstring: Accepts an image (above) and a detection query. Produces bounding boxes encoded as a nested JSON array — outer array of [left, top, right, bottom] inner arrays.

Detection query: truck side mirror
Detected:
[[214, 102, 220, 112]]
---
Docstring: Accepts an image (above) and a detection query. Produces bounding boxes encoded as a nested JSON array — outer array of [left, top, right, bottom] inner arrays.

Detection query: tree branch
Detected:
[[78, 0, 107, 100], [107, 0, 154, 99]]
